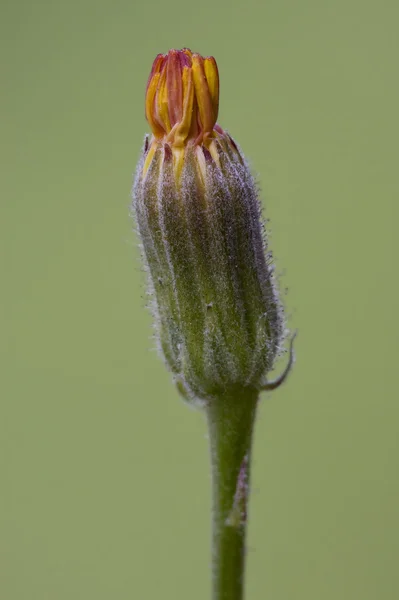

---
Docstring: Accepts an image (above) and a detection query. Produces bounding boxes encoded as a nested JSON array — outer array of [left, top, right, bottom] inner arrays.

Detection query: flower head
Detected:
[[133, 50, 285, 404]]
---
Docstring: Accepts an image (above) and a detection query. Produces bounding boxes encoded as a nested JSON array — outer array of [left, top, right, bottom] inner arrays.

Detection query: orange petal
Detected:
[[166, 50, 183, 127]]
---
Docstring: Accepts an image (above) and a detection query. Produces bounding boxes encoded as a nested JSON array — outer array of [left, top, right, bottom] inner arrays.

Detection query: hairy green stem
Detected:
[[206, 388, 258, 600]]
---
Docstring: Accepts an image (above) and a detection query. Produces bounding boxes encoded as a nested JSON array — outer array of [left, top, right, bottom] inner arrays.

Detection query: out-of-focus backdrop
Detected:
[[1, 1, 398, 599]]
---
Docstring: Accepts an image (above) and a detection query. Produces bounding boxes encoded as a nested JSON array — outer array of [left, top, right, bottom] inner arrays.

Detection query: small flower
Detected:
[[133, 49, 285, 404]]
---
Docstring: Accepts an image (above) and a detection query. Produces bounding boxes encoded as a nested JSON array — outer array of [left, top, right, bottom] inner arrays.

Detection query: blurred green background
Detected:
[[1, 0, 398, 598]]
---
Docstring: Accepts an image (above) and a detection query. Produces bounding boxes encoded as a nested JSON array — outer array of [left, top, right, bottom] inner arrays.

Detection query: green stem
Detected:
[[206, 388, 259, 600]]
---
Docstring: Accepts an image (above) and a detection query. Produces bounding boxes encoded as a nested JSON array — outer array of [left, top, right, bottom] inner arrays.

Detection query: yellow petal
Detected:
[[204, 57, 219, 123], [174, 66, 194, 146], [192, 54, 214, 136], [156, 66, 171, 133]]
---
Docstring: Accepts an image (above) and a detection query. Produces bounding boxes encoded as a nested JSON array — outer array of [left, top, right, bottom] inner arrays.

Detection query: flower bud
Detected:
[[133, 49, 284, 403]]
